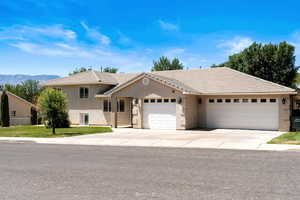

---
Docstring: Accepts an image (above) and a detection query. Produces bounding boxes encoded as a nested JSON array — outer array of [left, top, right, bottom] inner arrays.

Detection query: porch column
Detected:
[[111, 96, 118, 128]]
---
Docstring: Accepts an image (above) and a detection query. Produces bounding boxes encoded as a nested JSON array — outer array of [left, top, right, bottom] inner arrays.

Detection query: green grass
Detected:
[[268, 132, 300, 145], [0, 125, 112, 138]]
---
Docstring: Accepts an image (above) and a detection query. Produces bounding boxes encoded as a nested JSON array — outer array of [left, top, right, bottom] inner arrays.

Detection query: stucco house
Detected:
[[0, 91, 36, 125], [43, 67, 296, 131]]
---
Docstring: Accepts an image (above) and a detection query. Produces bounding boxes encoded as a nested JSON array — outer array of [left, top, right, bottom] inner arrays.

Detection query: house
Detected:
[[42, 67, 296, 131], [0, 91, 36, 125]]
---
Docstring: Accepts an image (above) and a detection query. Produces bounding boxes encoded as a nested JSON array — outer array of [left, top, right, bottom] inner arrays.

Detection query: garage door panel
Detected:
[[206, 99, 279, 130], [143, 100, 176, 130]]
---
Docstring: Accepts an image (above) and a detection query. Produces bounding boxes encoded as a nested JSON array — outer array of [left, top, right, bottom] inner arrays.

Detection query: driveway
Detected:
[[0, 128, 294, 150], [40, 128, 284, 150]]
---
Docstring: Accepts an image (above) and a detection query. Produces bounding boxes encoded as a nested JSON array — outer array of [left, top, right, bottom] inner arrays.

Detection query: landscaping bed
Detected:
[[268, 132, 300, 145], [0, 126, 112, 138]]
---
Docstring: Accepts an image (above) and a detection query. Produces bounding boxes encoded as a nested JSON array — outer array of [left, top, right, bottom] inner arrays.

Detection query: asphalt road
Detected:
[[0, 143, 300, 200]]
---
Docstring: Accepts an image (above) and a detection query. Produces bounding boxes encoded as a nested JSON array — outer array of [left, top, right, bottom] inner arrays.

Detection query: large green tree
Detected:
[[102, 67, 118, 73], [38, 88, 68, 134], [151, 56, 184, 71], [69, 67, 92, 76], [217, 42, 298, 88], [0, 91, 10, 127], [4, 80, 42, 104]]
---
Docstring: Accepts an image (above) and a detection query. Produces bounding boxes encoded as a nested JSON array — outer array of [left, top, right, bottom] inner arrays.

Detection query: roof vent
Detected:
[[142, 78, 150, 86]]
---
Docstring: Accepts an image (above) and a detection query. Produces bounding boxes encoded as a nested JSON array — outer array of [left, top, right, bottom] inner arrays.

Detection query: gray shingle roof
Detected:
[[42, 67, 296, 94]]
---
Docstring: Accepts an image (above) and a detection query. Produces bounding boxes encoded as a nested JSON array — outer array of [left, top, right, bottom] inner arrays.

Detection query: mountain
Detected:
[[0, 74, 60, 85]]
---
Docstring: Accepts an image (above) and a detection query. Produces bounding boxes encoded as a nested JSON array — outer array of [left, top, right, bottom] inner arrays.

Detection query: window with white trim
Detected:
[[103, 100, 111, 112], [80, 87, 89, 98], [117, 99, 125, 112]]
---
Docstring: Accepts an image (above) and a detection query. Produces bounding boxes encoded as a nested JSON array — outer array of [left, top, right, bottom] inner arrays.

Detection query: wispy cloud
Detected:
[[218, 36, 253, 54], [158, 20, 179, 31], [80, 21, 111, 45], [117, 31, 132, 45], [0, 24, 76, 41]]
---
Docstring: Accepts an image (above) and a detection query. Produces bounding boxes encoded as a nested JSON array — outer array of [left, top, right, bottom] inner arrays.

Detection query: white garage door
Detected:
[[143, 98, 177, 129], [206, 98, 279, 130]]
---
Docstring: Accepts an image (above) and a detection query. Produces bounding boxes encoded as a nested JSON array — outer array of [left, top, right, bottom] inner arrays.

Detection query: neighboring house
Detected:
[[43, 67, 296, 131], [0, 91, 36, 125]]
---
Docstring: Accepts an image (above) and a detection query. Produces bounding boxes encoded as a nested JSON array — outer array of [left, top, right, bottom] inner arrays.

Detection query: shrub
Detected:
[[1, 91, 10, 127]]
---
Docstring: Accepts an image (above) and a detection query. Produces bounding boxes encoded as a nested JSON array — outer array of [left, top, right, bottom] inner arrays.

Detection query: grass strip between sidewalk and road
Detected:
[[268, 132, 300, 145], [0, 126, 112, 138]]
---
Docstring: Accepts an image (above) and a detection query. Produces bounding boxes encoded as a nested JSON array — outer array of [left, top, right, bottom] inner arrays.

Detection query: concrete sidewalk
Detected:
[[0, 128, 299, 151]]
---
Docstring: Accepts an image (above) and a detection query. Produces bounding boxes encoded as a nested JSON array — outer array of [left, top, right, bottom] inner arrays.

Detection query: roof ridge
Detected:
[[224, 67, 295, 91]]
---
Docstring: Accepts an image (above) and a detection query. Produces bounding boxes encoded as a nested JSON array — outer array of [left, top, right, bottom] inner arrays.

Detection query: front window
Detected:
[[11, 111, 16, 117], [80, 87, 89, 98], [117, 100, 125, 112], [103, 100, 111, 112]]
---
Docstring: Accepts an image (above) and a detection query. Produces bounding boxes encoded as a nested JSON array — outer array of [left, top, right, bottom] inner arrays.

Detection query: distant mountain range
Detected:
[[0, 74, 60, 85]]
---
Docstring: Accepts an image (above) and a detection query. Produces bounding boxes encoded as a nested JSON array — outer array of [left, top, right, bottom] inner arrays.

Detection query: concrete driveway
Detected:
[[54, 128, 284, 150], [0, 128, 294, 151]]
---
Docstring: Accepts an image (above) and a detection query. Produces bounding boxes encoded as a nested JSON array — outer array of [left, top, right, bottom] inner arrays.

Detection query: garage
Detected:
[[206, 98, 279, 130], [143, 98, 177, 129]]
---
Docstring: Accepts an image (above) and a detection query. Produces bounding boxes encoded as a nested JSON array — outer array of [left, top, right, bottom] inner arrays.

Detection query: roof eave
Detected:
[[201, 91, 297, 95]]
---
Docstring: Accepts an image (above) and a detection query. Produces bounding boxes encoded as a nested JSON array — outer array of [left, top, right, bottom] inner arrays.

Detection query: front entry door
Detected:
[[80, 113, 89, 125]]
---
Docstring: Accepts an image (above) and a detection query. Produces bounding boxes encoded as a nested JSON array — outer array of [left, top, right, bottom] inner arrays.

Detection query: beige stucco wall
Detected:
[[60, 85, 131, 126], [0, 93, 33, 125], [198, 94, 291, 131], [183, 95, 199, 129], [113, 77, 185, 129]]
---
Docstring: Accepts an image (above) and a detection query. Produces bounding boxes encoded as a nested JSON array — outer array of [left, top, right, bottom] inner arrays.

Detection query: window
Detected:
[[270, 99, 276, 103], [103, 100, 111, 112], [251, 99, 257, 103], [55, 88, 62, 91], [117, 100, 125, 112], [260, 99, 267, 103], [242, 99, 249, 103], [157, 99, 162, 103], [217, 99, 223, 103], [80, 87, 89, 98], [11, 111, 16, 117], [150, 99, 155, 103], [225, 99, 231, 103], [144, 99, 149, 103], [209, 99, 214, 103], [164, 99, 169, 103], [80, 113, 89, 125], [171, 99, 176, 103], [234, 99, 240, 103]]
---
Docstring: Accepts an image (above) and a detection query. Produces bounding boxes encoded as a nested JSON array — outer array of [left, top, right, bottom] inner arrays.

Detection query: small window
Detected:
[[144, 99, 149, 103], [209, 99, 214, 103], [157, 99, 162, 103], [270, 99, 276, 103], [117, 100, 125, 112], [242, 99, 249, 103], [260, 99, 267, 103], [150, 99, 155, 103], [164, 99, 169, 103], [225, 99, 231, 103], [55, 88, 62, 91], [217, 99, 223, 103], [251, 99, 257, 103], [234, 99, 240, 103], [103, 100, 111, 112], [11, 111, 16, 117], [80, 87, 89, 98], [171, 99, 176, 103]]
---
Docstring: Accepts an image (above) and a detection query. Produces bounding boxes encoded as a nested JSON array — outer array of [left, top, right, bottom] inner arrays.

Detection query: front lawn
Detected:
[[268, 132, 300, 145], [0, 126, 112, 138]]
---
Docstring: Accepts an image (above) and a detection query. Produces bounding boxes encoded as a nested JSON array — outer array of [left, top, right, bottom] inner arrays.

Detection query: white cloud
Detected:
[[117, 31, 131, 45], [0, 24, 76, 41], [158, 20, 179, 31], [80, 21, 111, 45], [164, 48, 185, 57], [218, 36, 253, 54]]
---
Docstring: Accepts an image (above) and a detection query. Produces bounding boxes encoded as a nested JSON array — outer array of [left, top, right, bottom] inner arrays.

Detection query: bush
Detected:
[[1, 91, 10, 127], [31, 107, 38, 125]]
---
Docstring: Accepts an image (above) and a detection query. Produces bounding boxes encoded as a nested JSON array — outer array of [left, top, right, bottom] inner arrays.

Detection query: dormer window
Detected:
[[80, 87, 89, 98]]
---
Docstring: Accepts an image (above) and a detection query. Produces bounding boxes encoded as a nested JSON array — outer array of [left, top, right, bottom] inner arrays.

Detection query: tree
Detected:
[[151, 56, 184, 71], [38, 88, 68, 134], [1, 91, 10, 127], [218, 42, 299, 88], [69, 67, 92, 76], [102, 67, 118, 73], [31, 107, 38, 125], [4, 80, 42, 104]]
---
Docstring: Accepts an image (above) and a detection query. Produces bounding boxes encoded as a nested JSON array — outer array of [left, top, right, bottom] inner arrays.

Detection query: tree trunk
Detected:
[[52, 120, 56, 135]]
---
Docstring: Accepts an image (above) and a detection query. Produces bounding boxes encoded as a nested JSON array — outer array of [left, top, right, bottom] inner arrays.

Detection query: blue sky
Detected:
[[0, 0, 300, 76]]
